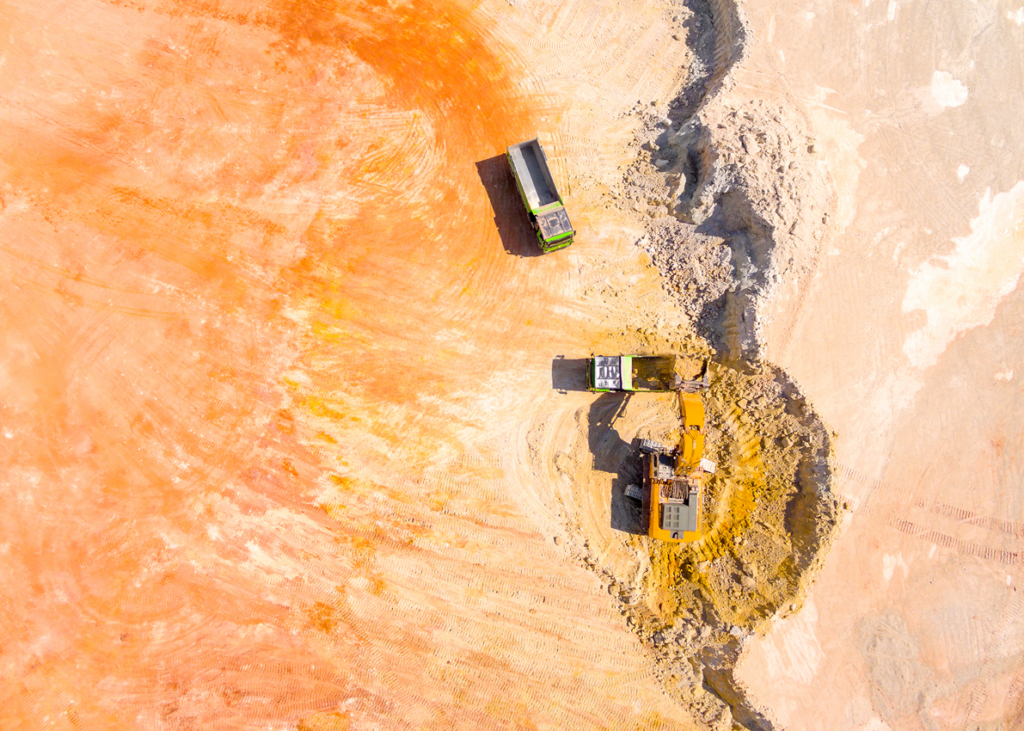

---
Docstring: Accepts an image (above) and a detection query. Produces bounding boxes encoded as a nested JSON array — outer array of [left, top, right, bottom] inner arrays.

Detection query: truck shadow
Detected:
[[550, 356, 590, 392], [587, 393, 645, 536], [474, 154, 543, 257]]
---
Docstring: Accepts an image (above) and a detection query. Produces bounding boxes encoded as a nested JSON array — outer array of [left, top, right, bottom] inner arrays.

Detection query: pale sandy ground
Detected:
[[733, 1, 1024, 729], [1, 0, 1022, 729]]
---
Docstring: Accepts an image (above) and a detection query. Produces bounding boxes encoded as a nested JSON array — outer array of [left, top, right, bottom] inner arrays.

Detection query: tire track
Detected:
[[890, 518, 1021, 567]]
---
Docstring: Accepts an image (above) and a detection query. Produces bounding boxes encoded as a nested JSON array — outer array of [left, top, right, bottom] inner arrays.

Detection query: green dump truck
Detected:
[[587, 355, 709, 393], [506, 139, 574, 252]]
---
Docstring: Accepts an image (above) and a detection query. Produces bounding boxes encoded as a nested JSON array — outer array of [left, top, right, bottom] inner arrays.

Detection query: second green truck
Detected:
[[587, 354, 709, 393]]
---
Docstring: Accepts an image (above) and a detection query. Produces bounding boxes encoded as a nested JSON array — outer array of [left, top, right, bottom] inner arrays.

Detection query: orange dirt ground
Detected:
[[15, 0, 1023, 728], [0, 1, 692, 728]]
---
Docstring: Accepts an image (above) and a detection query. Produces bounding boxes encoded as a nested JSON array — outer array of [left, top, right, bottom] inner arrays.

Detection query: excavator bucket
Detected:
[[675, 357, 710, 392], [677, 430, 705, 474], [678, 392, 705, 429]]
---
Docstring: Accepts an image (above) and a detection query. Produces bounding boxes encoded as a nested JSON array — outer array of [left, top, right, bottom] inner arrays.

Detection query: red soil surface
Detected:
[[0, 2, 675, 729]]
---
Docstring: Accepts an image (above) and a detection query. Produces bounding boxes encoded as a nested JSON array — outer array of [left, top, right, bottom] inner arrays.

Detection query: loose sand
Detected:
[[0, 0, 1021, 729]]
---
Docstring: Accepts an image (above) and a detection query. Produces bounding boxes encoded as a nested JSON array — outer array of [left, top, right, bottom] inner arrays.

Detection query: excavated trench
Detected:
[[577, 0, 843, 728]]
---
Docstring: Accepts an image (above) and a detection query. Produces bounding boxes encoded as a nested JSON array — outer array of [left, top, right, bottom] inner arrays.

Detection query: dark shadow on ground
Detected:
[[474, 154, 542, 257], [551, 357, 590, 392], [587, 392, 645, 535], [691, 192, 775, 367]]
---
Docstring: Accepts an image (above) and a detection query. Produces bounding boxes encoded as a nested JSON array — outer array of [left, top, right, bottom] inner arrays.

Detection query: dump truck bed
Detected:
[[631, 356, 676, 390], [507, 140, 560, 210]]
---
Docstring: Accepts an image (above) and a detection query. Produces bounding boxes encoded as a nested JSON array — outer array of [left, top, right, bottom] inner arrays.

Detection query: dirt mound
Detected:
[[546, 340, 841, 729], [625, 98, 833, 361]]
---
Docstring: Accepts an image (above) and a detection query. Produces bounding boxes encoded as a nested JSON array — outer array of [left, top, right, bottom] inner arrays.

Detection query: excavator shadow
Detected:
[[587, 392, 646, 536], [474, 154, 544, 257]]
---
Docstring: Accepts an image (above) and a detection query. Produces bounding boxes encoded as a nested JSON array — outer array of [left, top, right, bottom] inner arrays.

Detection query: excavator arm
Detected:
[[675, 391, 706, 475], [678, 390, 704, 429]]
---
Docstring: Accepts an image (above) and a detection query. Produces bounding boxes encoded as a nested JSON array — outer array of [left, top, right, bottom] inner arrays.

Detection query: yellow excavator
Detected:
[[631, 388, 713, 543]]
